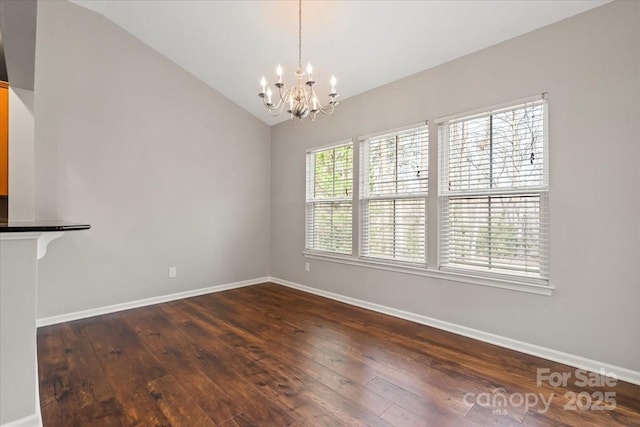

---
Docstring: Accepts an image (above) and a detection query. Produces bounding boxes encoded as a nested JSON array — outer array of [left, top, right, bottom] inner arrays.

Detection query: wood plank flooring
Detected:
[[37, 283, 640, 426]]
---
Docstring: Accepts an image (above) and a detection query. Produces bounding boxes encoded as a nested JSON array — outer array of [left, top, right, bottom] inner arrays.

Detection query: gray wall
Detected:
[[0, 238, 38, 425], [9, 87, 35, 220], [271, 1, 640, 372], [35, 1, 271, 318]]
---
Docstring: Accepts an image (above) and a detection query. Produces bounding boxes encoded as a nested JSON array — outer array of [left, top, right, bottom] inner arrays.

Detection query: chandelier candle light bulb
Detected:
[[257, 0, 338, 121], [266, 87, 273, 105], [260, 76, 266, 94], [306, 63, 313, 83]]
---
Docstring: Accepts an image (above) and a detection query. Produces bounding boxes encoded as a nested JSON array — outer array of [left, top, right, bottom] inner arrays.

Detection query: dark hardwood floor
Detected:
[[37, 283, 640, 426]]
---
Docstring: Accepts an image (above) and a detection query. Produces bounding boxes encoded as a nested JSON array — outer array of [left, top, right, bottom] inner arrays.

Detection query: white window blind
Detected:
[[306, 143, 353, 255], [439, 96, 548, 282], [360, 124, 428, 264]]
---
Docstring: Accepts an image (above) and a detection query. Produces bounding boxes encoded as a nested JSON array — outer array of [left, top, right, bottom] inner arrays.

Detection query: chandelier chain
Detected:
[[298, 0, 302, 69]]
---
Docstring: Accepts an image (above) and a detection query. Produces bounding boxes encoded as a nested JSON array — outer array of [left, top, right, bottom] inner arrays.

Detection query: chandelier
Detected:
[[258, 0, 338, 120]]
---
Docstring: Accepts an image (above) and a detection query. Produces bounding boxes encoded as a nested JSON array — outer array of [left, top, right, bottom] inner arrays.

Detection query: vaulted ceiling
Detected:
[[0, 0, 37, 89], [70, 0, 607, 125]]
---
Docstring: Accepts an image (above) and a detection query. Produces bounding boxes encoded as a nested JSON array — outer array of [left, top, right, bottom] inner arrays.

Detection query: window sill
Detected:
[[302, 251, 554, 296]]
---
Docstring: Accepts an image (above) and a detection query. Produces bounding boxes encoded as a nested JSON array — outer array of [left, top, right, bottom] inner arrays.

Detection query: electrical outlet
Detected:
[[169, 267, 177, 278], [305, 262, 310, 272]]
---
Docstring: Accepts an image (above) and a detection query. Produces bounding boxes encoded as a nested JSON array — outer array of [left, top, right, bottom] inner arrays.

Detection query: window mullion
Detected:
[[331, 149, 336, 251], [393, 135, 398, 258], [488, 114, 493, 269], [352, 138, 359, 258]]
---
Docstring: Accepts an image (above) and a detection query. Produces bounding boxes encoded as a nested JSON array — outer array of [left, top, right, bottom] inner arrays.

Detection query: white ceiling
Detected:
[[70, 0, 607, 126]]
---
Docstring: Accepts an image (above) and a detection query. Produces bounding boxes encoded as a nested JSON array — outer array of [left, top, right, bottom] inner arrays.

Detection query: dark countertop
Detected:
[[0, 220, 91, 233]]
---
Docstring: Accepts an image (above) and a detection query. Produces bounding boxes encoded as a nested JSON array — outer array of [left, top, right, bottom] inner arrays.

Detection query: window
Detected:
[[438, 96, 548, 282], [360, 124, 428, 264], [305, 143, 353, 255], [304, 94, 550, 294]]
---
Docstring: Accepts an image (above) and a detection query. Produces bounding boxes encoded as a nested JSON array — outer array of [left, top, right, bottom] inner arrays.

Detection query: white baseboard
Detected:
[[0, 413, 41, 427], [269, 276, 640, 386], [36, 277, 270, 327]]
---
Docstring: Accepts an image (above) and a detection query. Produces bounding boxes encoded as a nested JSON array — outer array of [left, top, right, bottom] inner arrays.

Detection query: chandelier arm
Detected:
[[311, 95, 337, 112], [262, 95, 285, 112], [264, 99, 287, 116], [317, 104, 336, 115], [267, 108, 285, 117], [261, 96, 273, 109], [315, 103, 335, 115], [278, 86, 291, 104]]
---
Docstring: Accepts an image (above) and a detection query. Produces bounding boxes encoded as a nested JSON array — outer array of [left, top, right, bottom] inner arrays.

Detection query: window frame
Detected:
[[437, 94, 549, 286], [305, 140, 354, 256]]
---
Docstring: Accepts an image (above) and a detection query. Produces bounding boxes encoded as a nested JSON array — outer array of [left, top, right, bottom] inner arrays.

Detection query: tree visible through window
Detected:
[[306, 143, 353, 254]]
